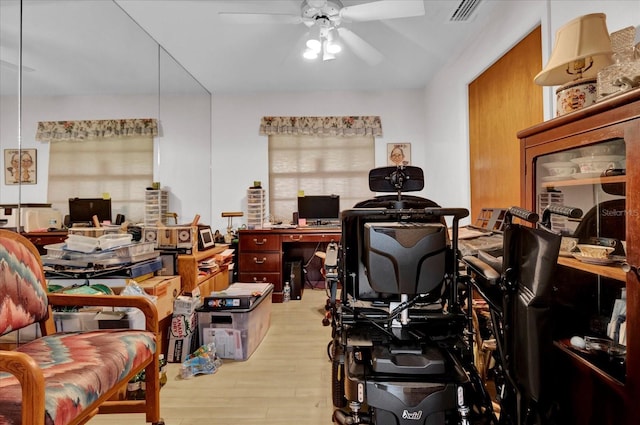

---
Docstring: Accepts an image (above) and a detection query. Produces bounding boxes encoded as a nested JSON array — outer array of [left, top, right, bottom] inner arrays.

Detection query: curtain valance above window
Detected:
[[35, 118, 158, 142], [259, 116, 382, 137]]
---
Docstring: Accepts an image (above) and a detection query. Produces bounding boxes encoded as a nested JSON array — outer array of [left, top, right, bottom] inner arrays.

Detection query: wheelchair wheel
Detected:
[[330, 341, 347, 408]]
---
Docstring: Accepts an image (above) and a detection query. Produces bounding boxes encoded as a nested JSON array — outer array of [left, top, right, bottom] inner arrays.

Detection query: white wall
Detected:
[[0, 93, 212, 225], [209, 89, 426, 232], [208, 2, 639, 232], [0, 94, 158, 207], [4, 1, 638, 233]]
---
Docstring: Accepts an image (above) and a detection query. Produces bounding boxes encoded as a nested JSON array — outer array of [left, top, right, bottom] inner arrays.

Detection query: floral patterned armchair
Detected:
[[0, 230, 163, 425]]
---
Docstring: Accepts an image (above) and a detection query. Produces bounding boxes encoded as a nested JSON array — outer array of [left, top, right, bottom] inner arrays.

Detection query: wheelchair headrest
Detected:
[[369, 166, 424, 193]]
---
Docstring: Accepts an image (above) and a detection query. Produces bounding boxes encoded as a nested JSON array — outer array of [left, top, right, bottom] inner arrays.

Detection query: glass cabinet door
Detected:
[[535, 137, 627, 384]]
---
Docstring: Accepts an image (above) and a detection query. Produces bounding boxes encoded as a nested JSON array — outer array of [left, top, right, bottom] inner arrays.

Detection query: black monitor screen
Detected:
[[297, 195, 340, 223], [68, 198, 112, 226]]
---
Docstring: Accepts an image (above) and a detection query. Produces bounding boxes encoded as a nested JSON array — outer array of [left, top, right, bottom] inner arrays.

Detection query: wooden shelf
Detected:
[[542, 175, 625, 188], [557, 257, 627, 282], [554, 340, 625, 396], [177, 244, 229, 294]]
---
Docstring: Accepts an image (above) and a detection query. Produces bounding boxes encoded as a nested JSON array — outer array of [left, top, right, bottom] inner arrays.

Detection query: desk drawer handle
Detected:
[[252, 277, 268, 282], [253, 257, 267, 264], [289, 235, 303, 241], [253, 238, 267, 246]]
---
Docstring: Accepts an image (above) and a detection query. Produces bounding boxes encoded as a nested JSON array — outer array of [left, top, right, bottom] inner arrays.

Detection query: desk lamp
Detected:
[[221, 211, 243, 243], [534, 13, 613, 116]]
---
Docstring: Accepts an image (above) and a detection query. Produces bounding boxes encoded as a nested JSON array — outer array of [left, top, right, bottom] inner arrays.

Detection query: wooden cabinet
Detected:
[[518, 89, 640, 424], [177, 245, 229, 296], [238, 231, 282, 299], [238, 228, 341, 302]]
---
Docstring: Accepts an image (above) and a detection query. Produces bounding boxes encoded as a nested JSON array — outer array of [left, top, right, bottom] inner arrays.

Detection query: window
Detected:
[[47, 136, 153, 223], [268, 134, 374, 222], [37, 118, 157, 224]]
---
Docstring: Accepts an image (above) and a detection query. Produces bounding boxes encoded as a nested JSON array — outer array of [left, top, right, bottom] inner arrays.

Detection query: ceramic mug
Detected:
[[561, 237, 579, 253]]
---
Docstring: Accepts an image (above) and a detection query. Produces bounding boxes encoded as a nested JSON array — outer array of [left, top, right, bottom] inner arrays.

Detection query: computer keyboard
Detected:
[[270, 223, 297, 229], [305, 222, 341, 228]]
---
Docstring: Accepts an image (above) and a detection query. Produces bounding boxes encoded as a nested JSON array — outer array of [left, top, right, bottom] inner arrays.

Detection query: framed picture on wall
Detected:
[[4, 148, 37, 185], [387, 143, 411, 166]]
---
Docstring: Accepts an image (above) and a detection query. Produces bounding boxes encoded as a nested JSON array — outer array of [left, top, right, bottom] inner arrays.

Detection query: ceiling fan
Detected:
[[219, 0, 426, 65]]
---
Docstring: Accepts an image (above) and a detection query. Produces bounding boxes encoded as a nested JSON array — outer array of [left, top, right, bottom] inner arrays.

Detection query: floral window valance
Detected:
[[35, 118, 158, 142], [259, 116, 382, 137]]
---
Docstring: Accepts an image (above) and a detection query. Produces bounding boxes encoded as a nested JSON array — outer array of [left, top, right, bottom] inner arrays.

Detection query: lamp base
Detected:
[[556, 78, 597, 116]]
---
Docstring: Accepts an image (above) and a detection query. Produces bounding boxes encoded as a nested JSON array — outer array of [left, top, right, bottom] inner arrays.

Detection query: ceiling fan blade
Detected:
[[337, 27, 384, 66], [218, 12, 303, 25], [340, 0, 425, 22]]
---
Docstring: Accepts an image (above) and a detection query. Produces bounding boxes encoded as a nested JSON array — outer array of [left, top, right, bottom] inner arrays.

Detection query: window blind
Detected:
[[47, 136, 153, 223], [268, 134, 374, 222]]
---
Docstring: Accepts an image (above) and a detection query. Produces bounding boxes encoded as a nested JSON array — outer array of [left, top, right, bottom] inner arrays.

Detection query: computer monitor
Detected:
[[68, 198, 112, 226], [297, 195, 340, 224]]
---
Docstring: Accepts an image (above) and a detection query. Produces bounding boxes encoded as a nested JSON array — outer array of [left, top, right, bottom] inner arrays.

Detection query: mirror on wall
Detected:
[[157, 47, 213, 225], [0, 0, 212, 230]]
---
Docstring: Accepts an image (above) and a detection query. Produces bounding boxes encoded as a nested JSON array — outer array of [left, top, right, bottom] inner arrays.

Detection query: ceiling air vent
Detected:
[[449, 0, 482, 22]]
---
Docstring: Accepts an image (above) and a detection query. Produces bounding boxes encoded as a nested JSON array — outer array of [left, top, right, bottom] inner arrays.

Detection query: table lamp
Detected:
[[534, 13, 613, 116], [221, 211, 243, 243]]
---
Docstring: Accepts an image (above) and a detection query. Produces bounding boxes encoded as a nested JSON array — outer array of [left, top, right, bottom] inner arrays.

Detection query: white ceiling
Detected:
[[0, 0, 496, 96], [116, 0, 495, 94]]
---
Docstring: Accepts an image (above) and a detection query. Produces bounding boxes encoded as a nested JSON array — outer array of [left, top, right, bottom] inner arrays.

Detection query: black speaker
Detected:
[[285, 260, 303, 300]]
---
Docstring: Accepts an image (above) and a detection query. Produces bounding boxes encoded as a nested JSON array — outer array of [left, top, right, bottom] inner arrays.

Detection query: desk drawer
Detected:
[[238, 252, 280, 272], [238, 272, 281, 291], [239, 234, 280, 251], [281, 233, 340, 243]]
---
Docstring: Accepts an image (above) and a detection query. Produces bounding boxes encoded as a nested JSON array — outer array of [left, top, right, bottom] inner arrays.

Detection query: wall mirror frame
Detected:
[[0, 0, 212, 231]]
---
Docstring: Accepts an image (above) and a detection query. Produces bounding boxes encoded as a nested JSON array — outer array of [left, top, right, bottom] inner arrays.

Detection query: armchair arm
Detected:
[[46, 293, 159, 333], [0, 351, 46, 425]]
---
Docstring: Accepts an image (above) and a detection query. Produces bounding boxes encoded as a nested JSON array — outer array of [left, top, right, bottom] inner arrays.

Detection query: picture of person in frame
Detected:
[[388, 143, 410, 166], [4, 149, 37, 184]]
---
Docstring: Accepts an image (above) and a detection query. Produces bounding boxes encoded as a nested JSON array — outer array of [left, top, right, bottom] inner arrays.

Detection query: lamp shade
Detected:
[[534, 13, 613, 86]]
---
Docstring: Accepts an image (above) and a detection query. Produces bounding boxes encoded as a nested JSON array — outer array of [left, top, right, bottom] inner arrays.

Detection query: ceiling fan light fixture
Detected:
[[326, 40, 341, 54], [322, 49, 336, 61], [303, 48, 319, 60], [325, 29, 342, 54], [306, 38, 322, 52]]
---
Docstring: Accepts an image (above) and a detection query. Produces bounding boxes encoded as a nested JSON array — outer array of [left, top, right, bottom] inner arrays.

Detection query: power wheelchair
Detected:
[[325, 166, 493, 425]]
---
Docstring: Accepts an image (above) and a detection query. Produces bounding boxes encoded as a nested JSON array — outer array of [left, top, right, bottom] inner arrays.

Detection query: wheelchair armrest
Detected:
[[477, 250, 503, 274], [462, 255, 500, 286]]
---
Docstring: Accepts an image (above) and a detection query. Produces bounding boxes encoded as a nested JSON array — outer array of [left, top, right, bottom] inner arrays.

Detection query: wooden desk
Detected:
[[238, 227, 341, 302], [22, 230, 68, 254]]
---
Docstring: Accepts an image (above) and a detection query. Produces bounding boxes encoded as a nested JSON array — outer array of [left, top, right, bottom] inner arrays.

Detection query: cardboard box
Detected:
[[173, 294, 201, 315], [167, 311, 198, 363], [135, 275, 181, 320]]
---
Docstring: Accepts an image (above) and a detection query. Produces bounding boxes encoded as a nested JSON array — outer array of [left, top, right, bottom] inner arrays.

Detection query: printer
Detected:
[[0, 204, 63, 232]]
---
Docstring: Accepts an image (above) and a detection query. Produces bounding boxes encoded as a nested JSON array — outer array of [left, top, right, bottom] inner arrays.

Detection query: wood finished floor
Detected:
[[89, 288, 335, 425]]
